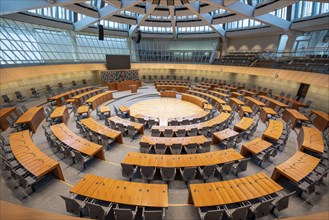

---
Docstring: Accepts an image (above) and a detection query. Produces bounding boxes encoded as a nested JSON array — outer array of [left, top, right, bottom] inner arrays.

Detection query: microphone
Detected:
[[34, 158, 44, 163], [26, 152, 35, 156]]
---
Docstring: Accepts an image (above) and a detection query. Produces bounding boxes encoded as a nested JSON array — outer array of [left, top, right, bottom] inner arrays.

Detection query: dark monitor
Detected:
[[106, 55, 131, 70]]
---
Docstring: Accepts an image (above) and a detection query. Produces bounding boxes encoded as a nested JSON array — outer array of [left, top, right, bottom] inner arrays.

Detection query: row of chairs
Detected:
[[2, 91, 27, 106], [61, 194, 165, 220], [129, 115, 159, 129], [140, 140, 212, 154], [45, 79, 87, 93], [197, 189, 295, 220], [107, 119, 139, 141], [3, 105, 29, 133], [121, 158, 249, 184]]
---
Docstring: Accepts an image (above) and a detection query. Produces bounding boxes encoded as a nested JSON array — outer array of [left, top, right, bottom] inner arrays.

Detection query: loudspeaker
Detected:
[[136, 30, 141, 44], [98, 24, 104, 40]]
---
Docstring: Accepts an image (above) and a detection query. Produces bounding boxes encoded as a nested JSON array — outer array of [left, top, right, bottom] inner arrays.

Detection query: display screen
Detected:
[[105, 55, 131, 70]]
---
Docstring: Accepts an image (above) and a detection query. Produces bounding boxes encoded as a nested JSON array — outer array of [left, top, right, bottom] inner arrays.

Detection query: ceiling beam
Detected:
[[168, 6, 177, 39], [0, 0, 86, 16], [184, 1, 225, 37], [128, 3, 157, 36]]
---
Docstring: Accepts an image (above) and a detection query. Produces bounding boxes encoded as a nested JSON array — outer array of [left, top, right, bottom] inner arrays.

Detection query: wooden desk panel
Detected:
[[77, 106, 90, 117], [181, 93, 208, 109], [141, 135, 208, 147], [85, 91, 113, 110], [271, 151, 320, 183], [10, 130, 64, 180], [156, 85, 189, 93], [209, 90, 229, 99], [245, 97, 266, 108], [189, 90, 226, 107], [70, 173, 168, 208], [272, 94, 307, 110], [152, 112, 230, 133], [212, 128, 239, 144], [81, 118, 123, 144], [16, 106, 45, 133], [258, 95, 288, 109], [109, 116, 144, 134], [100, 106, 111, 116], [231, 92, 242, 98], [119, 105, 130, 114], [190, 172, 282, 207], [229, 98, 245, 111], [240, 138, 272, 156], [108, 80, 142, 91], [240, 89, 256, 97], [50, 106, 69, 124], [297, 126, 324, 154], [160, 90, 176, 97], [233, 117, 253, 132], [51, 123, 104, 160], [49, 86, 93, 106], [122, 149, 243, 168], [262, 120, 283, 142], [282, 109, 309, 129], [0, 107, 17, 130], [260, 107, 277, 123], [221, 105, 232, 113], [311, 110, 329, 132], [72, 89, 102, 106], [239, 106, 253, 119]]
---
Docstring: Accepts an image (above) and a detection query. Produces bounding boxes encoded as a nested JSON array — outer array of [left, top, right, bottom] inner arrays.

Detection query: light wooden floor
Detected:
[[129, 98, 206, 126]]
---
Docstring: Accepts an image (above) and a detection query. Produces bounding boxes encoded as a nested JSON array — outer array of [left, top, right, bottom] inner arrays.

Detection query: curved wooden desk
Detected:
[[209, 90, 229, 99], [213, 87, 229, 94], [233, 117, 253, 132], [71, 88, 102, 106], [244, 97, 266, 108], [262, 119, 283, 142], [260, 107, 277, 123], [188, 90, 226, 107], [152, 112, 231, 133], [0, 107, 17, 130], [258, 95, 288, 109], [239, 106, 253, 118], [10, 130, 64, 180], [212, 128, 239, 145], [109, 116, 144, 134], [154, 80, 190, 86], [160, 90, 176, 97], [229, 98, 245, 111], [167, 111, 209, 124], [50, 106, 69, 124], [49, 86, 92, 106], [15, 106, 45, 133], [240, 138, 273, 157], [140, 135, 208, 147], [50, 123, 104, 160], [122, 149, 243, 168], [272, 94, 307, 110], [190, 172, 282, 207], [271, 151, 320, 183], [239, 89, 256, 97], [80, 117, 123, 144], [156, 85, 189, 93], [85, 91, 113, 110], [282, 109, 309, 129], [70, 173, 168, 208], [297, 126, 324, 154], [181, 93, 212, 110], [310, 110, 329, 132]]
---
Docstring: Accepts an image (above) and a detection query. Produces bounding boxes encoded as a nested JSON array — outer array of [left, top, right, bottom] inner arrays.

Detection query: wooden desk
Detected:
[[49, 86, 92, 106], [152, 112, 230, 133], [0, 107, 17, 130], [141, 135, 208, 147], [282, 109, 309, 129], [190, 172, 282, 207], [81, 118, 123, 144], [222, 85, 237, 92], [273, 94, 307, 110], [221, 105, 232, 113], [240, 138, 272, 157], [130, 84, 138, 93], [156, 85, 189, 93], [239, 106, 253, 119], [72, 89, 102, 106], [271, 151, 320, 183], [109, 116, 144, 134], [260, 107, 277, 123], [245, 97, 266, 108], [189, 90, 226, 107], [10, 130, 64, 180], [119, 105, 130, 115], [297, 126, 324, 154], [77, 106, 90, 117], [310, 110, 329, 132], [16, 106, 45, 133], [181, 93, 209, 109], [209, 90, 229, 99], [100, 106, 111, 117], [195, 84, 211, 90], [160, 90, 176, 97], [212, 128, 239, 144], [85, 91, 113, 110], [229, 98, 245, 111], [262, 120, 283, 142], [231, 92, 242, 98], [51, 123, 104, 160], [70, 173, 168, 208], [50, 106, 69, 124], [122, 149, 244, 168], [213, 87, 229, 94], [108, 80, 142, 91], [193, 87, 207, 93], [240, 89, 256, 97], [233, 117, 253, 132], [258, 96, 288, 109]]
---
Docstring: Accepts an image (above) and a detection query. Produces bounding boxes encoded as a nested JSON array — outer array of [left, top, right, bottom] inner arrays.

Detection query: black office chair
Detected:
[[2, 95, 13, 106], [15, 91, 27, 102], [30, 88, 40, 98]]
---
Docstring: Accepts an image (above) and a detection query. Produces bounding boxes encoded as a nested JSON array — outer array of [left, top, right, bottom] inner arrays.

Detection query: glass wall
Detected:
[[294, 1, 329, 19]]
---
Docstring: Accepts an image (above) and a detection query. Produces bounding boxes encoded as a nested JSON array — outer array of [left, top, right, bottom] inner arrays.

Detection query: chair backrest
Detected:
[[230, 205, 251, 220], [274, 191, 295, 212], [182, 167, 197, 181], [2, 95, 10, 102], [160, 167, 176, 181], [236, 158, 250, 173], [113, 208, 134, 220], [60, 195, 82, 216], [253, 198, 275, 218], [164, 129, 173, 135], [221, 161, 235, 174], [21, 105, 28, 112], [171, 143, 182, 154], [202, 165, 216, 178], [141, 166, 156, 180], [309, 114, 317, 122], [120, 163, 135, 177], [204, 209, 224, 220], [262, 150, 272, 162], [15, 91, 22, 98], [85, 202, 108, 220], [189, 128, 198, 135], [151, 129, 160, 136], [143, 209, 164, 220], [74, 151, 84, 164]]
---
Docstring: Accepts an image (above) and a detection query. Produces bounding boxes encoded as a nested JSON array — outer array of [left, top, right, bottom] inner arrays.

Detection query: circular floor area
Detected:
[[129, 98, 206, 126]]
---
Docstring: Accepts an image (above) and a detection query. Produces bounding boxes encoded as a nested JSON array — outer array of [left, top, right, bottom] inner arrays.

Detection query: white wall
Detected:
[[226, 34, 280, 52]]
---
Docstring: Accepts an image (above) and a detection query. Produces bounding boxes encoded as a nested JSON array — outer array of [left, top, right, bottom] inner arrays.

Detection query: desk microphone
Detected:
[[34, 158, 44, 163], [26, 152, 35, 156]]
